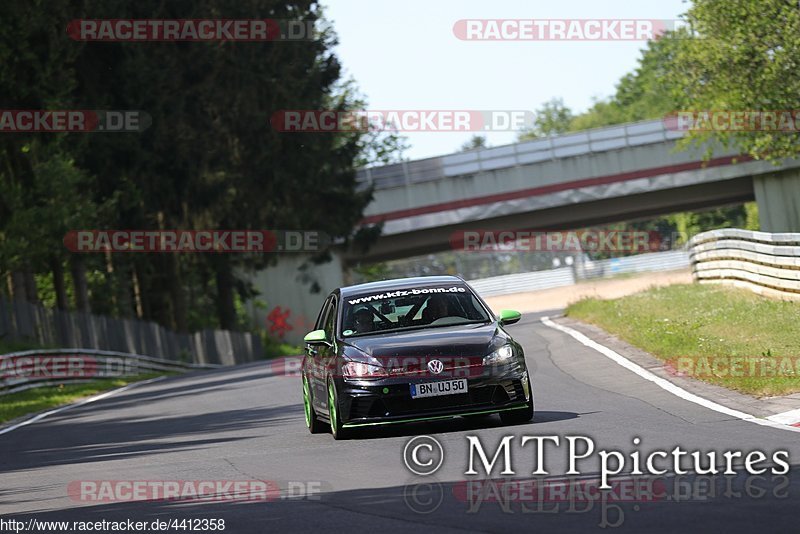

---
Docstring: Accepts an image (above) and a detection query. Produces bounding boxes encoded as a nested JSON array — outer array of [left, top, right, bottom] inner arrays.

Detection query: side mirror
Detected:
[[497, 309, 521, 326], [303, 329, 330, 345]]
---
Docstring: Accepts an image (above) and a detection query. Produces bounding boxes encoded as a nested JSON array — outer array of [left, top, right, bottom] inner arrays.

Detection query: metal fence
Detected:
[[467, 250, 691, 298], [0, 348, 221, 395], [0, 297, 263, 366], [689, 228, 800, 300]]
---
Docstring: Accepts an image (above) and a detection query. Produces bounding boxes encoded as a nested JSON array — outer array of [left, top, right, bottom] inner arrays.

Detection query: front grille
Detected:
[[385, 356, 484, 379], [384, 385, 502, 416]]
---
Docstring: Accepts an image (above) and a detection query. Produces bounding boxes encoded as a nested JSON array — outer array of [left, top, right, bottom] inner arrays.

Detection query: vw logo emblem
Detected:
[[427, 359, 444, 375]]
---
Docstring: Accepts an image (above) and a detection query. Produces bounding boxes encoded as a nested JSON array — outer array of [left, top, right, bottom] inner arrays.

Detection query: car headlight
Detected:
[[483, 344, 514, 366], [342, 361, 388, 379]]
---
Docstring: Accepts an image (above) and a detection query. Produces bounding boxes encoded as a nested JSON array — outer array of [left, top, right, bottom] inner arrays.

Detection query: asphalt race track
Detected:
[[3, 312, 800, 533]]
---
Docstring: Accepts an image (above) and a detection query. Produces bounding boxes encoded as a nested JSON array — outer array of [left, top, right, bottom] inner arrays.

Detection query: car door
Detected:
[[319, 296, 339, 395], [307, 296, 332, 413]]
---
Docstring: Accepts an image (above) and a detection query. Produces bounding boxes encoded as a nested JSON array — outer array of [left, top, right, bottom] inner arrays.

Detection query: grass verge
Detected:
[[566, 283, 800, 397], [0, 373, 169, 425], [262, 336, 303, 359]]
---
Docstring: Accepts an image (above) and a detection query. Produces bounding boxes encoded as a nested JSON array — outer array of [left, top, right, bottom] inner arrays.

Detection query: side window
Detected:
[[324, 299, 337, 338]]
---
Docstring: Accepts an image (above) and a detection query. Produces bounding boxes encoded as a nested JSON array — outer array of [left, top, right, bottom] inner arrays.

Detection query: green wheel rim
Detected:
[[328, 381, 338, 432], [302, 376, 311, 428]]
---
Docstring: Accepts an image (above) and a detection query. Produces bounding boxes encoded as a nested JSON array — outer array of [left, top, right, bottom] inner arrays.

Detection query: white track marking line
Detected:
[[541, 316, 800, 434], [767, 408, 800, 426], [0, 376, 166, 436]]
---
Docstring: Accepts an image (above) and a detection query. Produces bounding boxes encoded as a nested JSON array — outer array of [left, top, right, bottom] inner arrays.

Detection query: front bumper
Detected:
[[335, 365, 531, 428]]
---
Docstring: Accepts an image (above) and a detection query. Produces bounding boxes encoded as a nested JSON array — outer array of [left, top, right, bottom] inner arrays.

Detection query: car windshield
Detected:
[[341, 285, 491, 337]]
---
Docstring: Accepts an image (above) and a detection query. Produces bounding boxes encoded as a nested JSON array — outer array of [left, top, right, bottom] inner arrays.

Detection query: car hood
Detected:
[[342, 322, 506, 360]]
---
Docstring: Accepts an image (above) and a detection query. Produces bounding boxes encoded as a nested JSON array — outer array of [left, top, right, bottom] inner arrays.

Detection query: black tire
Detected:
[[302, 374, 325, 434], [500, 396, 534, 425], [327, 378, 351, 440]]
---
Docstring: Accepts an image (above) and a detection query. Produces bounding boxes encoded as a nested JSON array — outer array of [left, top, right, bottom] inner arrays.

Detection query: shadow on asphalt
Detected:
[[349, 411, 587, 440], [83, 363, 285, 412], [2, 469, 796, 533], [0, 404, 299, 474]]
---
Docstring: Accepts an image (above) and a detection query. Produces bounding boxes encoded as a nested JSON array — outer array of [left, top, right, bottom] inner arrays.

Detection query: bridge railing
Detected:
[[357, 119, 685, 190], [689, 228, 800, 300], [0, 348, 221, 395]]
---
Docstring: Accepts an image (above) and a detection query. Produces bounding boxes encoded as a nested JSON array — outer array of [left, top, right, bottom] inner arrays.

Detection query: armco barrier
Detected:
[[576, 250, 690, 280], [467, 267, 576, 297], [467, 250, 690, 298], [0, 348, 220, 395], [689, 228, 800, 300]]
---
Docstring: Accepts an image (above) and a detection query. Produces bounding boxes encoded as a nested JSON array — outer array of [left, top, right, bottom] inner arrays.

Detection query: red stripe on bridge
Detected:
[[361, 154, 752, 224]]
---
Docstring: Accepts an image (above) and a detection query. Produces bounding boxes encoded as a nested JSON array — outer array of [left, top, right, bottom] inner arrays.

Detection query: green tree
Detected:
[[572, 32, 686, 130], [0, 0, 402, 337], [668, 0, 800, 161], [0, 0, 98, 310], [459, 135, 488, 152], [519, 98, 574, 140]]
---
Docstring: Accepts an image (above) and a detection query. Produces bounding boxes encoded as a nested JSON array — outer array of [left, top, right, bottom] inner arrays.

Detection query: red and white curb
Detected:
[[541, 316, 800, 434], [766, 409, 800, 428]]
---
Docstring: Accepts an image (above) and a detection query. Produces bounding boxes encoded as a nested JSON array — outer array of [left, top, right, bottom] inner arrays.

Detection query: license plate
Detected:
[[410, 378, 468, 399]]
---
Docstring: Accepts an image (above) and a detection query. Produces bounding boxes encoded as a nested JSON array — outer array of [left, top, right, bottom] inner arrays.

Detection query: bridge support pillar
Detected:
[[754, 170, 800, 232], [246, 252, 346, 346]]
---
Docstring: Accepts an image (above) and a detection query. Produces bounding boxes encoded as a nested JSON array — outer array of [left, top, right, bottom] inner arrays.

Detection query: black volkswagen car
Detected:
[[301, 275, 533, 439]]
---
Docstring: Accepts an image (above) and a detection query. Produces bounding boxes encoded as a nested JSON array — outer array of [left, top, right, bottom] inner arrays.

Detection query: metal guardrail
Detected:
[[689, 228, 800, 300], [0, 348, 221, 395], [466, 250, 691, 298], [357, 119, 685, 190], [467, 267, 576, 298], [578, 250, 691, 280]]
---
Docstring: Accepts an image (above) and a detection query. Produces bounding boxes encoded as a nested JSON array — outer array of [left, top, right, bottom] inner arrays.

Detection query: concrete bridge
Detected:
[[349, 119, 800, 264], [251, 119, 800, 343]]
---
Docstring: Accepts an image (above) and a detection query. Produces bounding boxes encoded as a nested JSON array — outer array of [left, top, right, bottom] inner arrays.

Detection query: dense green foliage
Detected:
[[0, 0, 400, 333]]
